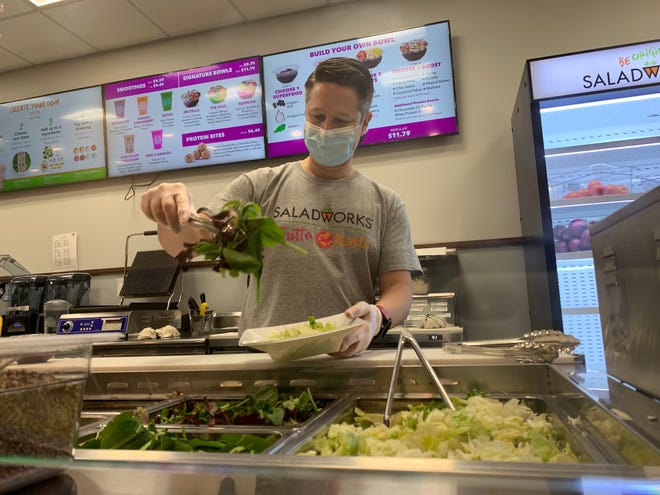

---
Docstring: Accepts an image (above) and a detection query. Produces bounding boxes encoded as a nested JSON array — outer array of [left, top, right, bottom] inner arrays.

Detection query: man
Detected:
[[141, 57, 421, 357]]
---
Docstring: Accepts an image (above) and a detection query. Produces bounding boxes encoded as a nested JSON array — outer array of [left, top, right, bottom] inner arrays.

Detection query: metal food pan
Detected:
[[142, 393, 340, 430], [82, 397, 171, 413], [79, 412, 115, 427], [76, 394, 349, 456], [275, 394, 600, 463], [78, 397, 188, 435], [551, 394, 660, 466], [76, 424, 284, 457]]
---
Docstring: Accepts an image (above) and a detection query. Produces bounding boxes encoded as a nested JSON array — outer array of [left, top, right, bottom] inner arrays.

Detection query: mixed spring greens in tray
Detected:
[[155, 385, 322, 426], [77, 410, 278, 454], [77, 386, 324, 454], [300, 395, 579, 463]]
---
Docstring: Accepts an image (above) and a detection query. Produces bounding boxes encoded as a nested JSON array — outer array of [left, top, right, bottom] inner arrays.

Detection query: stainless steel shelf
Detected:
[[556, 251, 594, 261], [550, 193, 638, 209]]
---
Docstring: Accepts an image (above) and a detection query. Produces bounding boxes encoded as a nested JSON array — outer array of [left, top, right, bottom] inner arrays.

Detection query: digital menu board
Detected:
[[0, 86, 106, 192], [262, 21, 458, 158], [104, 57, 265, 178]]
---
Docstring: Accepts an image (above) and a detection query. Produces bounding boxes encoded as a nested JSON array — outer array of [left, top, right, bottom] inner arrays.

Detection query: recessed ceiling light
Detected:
[[28, 0, 68, 6]]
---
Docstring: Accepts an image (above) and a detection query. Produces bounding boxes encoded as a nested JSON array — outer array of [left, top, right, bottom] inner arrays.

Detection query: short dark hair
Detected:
[[304, 57, 374, 117]]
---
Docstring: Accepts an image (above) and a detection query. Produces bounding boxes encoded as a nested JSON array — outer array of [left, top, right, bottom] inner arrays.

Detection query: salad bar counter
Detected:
[[1, 349, 658, 494], [64, 351, 659, 494]]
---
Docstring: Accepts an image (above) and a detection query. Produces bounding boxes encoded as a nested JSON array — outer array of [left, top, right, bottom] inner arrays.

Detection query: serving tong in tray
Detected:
[[384, 327, 455, 426], [443, 330, 581, 364]]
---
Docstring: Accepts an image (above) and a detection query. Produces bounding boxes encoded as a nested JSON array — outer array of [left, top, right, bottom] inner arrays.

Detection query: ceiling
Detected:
[[0, 0, 352, 74]]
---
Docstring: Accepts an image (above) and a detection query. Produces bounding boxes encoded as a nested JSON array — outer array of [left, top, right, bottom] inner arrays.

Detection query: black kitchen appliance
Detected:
[[45, 272, 91, 306], [1, 275, 48, 336], [42, 273, 91, 333], [57, 250, 182, 338]]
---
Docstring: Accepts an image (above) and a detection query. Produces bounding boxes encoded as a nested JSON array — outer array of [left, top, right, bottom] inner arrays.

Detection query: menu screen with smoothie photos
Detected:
[[0, 86, 106, 193], [262, 21, 458, 158], [104, 57, 266, 178]]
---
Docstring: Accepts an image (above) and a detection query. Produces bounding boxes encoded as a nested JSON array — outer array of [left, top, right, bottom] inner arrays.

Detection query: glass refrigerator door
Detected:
[[538, 87, 660, 371]]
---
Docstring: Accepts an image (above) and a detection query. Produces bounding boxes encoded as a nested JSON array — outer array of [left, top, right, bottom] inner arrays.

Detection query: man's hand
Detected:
[[330, 301, 382, 358], [140, 182, 195, 234]]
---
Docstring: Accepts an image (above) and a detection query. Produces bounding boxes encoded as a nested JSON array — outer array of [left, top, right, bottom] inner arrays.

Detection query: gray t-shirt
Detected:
[[207, 161, 421, 332]]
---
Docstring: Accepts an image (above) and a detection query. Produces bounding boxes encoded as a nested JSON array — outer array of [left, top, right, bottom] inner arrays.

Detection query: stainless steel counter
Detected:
[[6, 349, 660, 494], [63, 454, 660, 495]]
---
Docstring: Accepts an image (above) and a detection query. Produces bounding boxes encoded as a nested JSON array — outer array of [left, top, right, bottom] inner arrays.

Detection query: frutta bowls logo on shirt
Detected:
[[276, 205, 372, 252], [582, 44, 659, 89], [315, 230, 334, 249]]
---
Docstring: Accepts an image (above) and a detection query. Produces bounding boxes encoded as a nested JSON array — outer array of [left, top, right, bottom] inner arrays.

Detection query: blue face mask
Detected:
[[304, 121, 361, 167]]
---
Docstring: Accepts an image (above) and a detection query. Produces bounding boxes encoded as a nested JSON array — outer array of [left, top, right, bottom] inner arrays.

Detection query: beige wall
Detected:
[[1, 0, 659, 275]]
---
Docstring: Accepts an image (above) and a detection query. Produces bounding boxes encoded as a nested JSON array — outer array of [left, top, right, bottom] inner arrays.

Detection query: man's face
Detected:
[[305, 82, 370, 135]]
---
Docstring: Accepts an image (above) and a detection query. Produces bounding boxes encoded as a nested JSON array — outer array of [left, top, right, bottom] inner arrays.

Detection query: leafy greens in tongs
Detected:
[[384, 327, 455, 426], [180, 200, 307, 302], [443, 330, 581, 364]]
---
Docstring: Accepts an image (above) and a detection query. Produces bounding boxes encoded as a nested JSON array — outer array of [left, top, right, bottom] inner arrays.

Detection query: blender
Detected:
[[43, 273, 91, 334], [1, 275, 48, 336]]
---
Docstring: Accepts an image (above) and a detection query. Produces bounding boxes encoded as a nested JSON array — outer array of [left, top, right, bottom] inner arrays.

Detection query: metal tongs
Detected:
[[443, 330, 581, 364], [384, 327, 455, 426], [188, 214, 219, 235]]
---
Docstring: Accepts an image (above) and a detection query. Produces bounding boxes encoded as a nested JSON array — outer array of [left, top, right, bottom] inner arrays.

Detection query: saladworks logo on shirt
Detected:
[[272, 205, 374, 228], [273, 205, 373, 251]]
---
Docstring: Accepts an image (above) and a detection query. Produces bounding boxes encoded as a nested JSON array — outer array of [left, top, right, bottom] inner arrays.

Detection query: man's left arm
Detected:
[[374, 269, 413, 330], [335, 270, 413, 357]]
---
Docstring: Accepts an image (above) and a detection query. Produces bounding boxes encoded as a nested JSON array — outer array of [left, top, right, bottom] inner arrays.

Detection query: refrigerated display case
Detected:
[[511, 39, 660, 371]]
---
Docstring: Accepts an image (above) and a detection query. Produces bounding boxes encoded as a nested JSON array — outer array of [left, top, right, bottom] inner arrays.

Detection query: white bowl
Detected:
[[239, 313, 364, 362]]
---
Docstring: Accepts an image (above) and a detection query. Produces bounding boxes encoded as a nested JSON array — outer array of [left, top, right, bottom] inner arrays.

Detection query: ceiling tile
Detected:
[[0, 12, 95, 64], [130, 0, 245, 37], [0, 0, 357, 74], [0, 46, 30, 74], [233, 0, 326, 21], [44, 0, 166, 51]]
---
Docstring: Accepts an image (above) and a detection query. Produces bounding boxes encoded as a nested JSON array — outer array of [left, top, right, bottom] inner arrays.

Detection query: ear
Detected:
[[361, 111, 373, 136]]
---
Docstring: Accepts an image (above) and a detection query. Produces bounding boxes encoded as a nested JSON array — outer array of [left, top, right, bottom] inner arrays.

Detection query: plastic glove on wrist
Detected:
[[330, 301, 382, 358]]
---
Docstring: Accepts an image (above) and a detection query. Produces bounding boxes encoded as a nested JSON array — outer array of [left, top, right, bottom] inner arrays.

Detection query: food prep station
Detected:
[[1, 347, 640, 495], [2, 191, 659, 494]]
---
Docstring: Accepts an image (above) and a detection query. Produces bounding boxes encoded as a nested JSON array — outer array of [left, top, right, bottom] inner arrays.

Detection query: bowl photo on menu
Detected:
[[400, 39, 428, 61], [237, 80, 257, 99], [181, 89, 201, 108], [356, 48, 383, 69], [275, 65, 299, 83], [207, 85, 227, 103], [12, 151, 31, 173]]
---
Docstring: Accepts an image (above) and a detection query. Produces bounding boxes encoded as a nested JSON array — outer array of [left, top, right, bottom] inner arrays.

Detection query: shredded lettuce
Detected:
[[268, 316, 337, 340], [302, 396, 578, 463]]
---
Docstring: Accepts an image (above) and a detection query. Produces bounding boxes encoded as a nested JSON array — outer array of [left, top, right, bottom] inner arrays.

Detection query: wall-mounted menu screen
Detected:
[[262, 21, 458, 158], [0, 86, 106, 192], [104, 57, 265, 178]]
